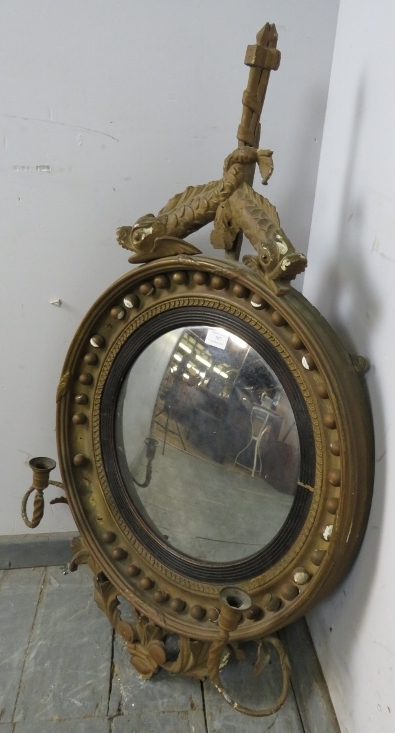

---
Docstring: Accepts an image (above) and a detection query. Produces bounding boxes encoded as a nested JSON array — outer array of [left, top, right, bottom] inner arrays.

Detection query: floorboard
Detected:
[[109, 632, 205, 720], [0, 562, 338, 732], [203, 640, 304, 733], [280, 620, 341, 733], [13, 566, 113, 724], [12, 722, 110, 733], [0, 567, 45, 723], [112, 710, 205, 732]]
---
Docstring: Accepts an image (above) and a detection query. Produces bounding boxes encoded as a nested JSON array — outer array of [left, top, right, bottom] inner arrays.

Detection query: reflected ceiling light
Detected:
[[179, 342, 192, 353], [182, 373, 190, 379], [214, 327, 247, 349], [196, 355, 211, 367], [229, 334, 247, 349], [173, 353, 182, 362], [213, 366, 228, 378]]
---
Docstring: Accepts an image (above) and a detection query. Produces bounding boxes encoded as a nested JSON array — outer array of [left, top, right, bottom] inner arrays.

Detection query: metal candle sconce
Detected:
[[207, 587, 291, 716], [22, 457, 65, 529], [129, 437, 159, 488]]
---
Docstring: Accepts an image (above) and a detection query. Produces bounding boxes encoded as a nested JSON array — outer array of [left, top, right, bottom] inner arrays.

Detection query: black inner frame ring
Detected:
[[100, 306, 315, 584]]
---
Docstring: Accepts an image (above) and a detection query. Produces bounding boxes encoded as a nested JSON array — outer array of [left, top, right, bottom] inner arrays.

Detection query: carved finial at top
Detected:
[[116, 24, 307, 295]]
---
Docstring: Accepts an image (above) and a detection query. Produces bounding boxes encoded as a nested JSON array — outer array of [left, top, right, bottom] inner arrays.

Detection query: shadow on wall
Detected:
[[307, 78, 385, 661], [310, 80, 380, 345], [280, 84, 334, 255], [278, 84, 336, 293]]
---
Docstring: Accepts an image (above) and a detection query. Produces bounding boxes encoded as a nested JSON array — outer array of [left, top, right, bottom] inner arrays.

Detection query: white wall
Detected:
[[0, 0, 339, 534], [304, 1, 395, 732]]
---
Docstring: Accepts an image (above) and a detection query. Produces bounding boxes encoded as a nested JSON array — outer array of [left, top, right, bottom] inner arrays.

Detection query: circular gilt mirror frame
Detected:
[[57, 254, 374, 646], [50, 23, 375, 710]]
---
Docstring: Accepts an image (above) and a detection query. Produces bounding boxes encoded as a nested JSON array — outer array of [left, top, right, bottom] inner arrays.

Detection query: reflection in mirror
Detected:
[[115, 326, 300, 563]]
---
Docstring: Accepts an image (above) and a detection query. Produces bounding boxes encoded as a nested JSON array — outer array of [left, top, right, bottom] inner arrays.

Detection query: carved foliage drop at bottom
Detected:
[[82, 546, 292, 714], [81, 546, 210, 680]]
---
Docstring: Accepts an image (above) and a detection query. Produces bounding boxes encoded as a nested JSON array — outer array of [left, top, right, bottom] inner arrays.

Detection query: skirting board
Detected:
[[0, 532, 77, 570], [0, 532, 340, 733]]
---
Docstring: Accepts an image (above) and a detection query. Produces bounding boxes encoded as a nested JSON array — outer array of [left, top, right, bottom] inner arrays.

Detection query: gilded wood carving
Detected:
[[116, 22, 306, 295], [22, 22, 374, 719]]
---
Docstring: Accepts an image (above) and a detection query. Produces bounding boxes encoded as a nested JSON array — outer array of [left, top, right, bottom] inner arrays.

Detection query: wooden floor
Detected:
[[0, 565, 307, 733]]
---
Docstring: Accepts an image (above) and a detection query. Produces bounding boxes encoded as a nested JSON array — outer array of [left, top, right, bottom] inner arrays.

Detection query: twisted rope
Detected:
[[21, 479, 64, 528]]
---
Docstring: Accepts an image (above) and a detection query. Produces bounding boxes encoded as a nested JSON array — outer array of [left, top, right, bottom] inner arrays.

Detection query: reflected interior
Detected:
[[115, 326, 300, 563]]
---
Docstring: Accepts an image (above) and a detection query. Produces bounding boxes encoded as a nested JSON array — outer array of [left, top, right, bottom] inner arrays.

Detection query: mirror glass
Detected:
[[115, 326, 300, 563]]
